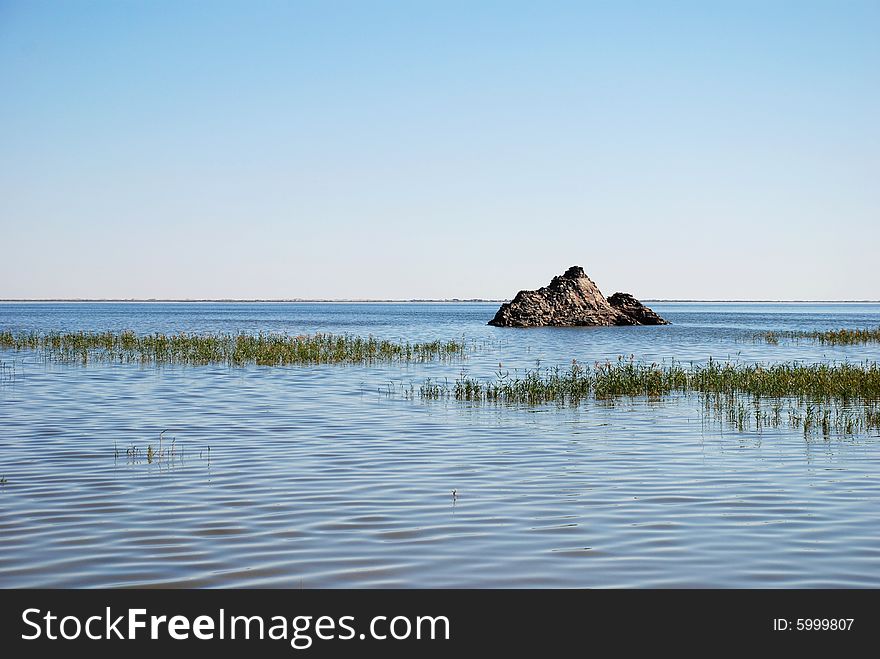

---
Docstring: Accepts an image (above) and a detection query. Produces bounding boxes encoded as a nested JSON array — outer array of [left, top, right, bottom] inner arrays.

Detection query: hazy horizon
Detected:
[[3, 295, 880, 303], [2, 1, 878, 300]]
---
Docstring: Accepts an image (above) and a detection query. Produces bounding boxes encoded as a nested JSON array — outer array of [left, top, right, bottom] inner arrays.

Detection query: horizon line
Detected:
[[2, 298, 880, 304]]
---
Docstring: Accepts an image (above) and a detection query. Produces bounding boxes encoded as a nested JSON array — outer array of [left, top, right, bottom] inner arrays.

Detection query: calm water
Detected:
[[2, 302, 880, 588]]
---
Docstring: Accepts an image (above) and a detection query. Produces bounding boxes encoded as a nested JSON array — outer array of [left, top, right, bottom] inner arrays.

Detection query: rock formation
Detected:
[[488, 266, 668, 327], [606, 292, 667, 326]]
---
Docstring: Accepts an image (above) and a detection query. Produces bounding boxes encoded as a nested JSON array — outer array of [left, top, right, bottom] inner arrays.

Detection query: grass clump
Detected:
[[422, 358, 880, 404], [757, 328, 880, 346], [0, 330, 467, 367], [421, 357, 880, 437]]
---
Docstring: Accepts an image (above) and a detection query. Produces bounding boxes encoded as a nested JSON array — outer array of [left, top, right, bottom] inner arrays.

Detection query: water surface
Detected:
[[1, 302, 879, 587]]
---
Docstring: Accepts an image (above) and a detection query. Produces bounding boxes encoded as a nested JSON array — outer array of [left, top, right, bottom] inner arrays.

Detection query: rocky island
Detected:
[[488, 266, 668, 327]]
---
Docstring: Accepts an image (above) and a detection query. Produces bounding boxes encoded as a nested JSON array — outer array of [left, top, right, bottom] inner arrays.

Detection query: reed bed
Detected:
[[698, 394, 880, 437], [421, 358, 880, 404], [420, 358, 880, 437], [0, 330, 466, 366], [758, 328, 880, 346]]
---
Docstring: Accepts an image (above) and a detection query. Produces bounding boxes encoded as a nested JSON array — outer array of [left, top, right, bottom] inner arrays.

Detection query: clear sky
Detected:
[[1, 0, 878, 300]]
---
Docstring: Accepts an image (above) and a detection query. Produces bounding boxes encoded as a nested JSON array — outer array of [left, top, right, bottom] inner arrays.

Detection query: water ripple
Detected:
[[2, 302, 880, 586]]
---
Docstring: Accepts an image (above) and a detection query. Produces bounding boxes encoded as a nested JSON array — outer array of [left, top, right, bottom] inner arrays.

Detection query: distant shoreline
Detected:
[[644, 299, 880, 304], [1, 299, 879, 304], [0, 298, 505, 304]]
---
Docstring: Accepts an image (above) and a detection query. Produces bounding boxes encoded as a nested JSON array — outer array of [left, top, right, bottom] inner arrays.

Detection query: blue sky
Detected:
[[1, 0, 878, 299]]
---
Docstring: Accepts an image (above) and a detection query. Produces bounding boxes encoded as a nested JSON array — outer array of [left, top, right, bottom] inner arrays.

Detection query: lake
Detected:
[[1, 301, 880, 587]]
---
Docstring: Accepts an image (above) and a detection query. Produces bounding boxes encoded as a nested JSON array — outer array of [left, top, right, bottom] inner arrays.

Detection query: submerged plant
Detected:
[[115, 430, 203, 467], [0, 359, 14, 384]]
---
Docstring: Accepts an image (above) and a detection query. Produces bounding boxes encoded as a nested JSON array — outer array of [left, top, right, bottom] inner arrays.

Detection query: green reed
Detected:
[[423, 358, 880, 403], [0, 330, 467, 366], [698, 391, 880, 438], [420, 357, 880, 437], [758, 328, 880, 346]]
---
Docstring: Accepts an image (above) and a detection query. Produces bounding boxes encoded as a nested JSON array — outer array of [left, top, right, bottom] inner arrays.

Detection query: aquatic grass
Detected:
[[0, 359, 14, 384], [114, 431, 210, 467], [0, 330, 467, 367], [757, 328, 880, 346], [699, 393, 880, 438], [422, 357, 880, 404], [420, 357, 880, 437]]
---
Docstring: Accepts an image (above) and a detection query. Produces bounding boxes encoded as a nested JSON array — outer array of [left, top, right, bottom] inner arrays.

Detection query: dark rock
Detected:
[[488, 266, 668, 327], [607, 292, 668, 326]]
